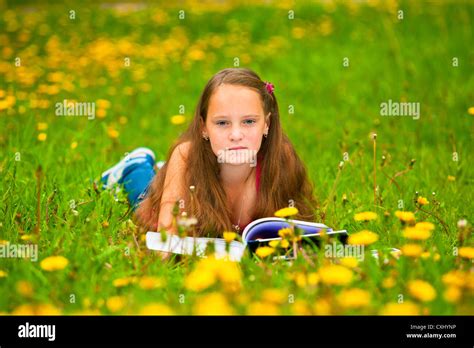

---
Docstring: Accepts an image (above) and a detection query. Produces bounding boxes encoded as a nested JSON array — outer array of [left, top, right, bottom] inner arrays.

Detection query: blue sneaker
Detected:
[[101, 147, 156, 189]]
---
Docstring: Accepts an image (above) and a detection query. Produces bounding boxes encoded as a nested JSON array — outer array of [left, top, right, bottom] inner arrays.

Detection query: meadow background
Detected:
[[0, 0, 473, 315]]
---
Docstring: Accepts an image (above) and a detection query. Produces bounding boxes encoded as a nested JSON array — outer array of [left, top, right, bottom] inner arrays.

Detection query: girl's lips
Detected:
[[227, 146, 247, 150]]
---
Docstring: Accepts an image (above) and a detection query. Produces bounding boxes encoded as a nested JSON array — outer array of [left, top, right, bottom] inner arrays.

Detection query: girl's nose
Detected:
[[229, 125, 243, 141]]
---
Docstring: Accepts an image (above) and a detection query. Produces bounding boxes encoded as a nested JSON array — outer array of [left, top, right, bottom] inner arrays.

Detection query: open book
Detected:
[[146, 217, 348, 262]]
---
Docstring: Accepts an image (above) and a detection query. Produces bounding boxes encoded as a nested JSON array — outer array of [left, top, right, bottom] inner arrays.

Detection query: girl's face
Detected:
[[202, 84, 269, 166]]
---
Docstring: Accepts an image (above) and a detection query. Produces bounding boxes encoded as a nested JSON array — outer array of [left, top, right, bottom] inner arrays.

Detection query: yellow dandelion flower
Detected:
[[215, 266, 242, 293], [459, 246, 474, 259], [72, 309, 101, 315], [5, 95, 15, 108], [83, 298, 91, 308], [188, 48, 206, 61], [420, 251, 429, 258], [447, 175, 456, 182], [294, 272, 307, 288], [382, 277, 396, 289], [184, 268, 216, 292], [354, 211, 378, 222], [280, 239, 290, 248], [274, 207, 299, 218], [138, 276, 163, 290], [278, 227, 292, 238], [417, 196, 429, 205], [442, 270, 465, 287], [348, 230, 379, 246], [468, 106, 474, 115], [255, 246, 275, 258], [415, 222, 435, 231], [269, 240, 280, 248], [96, 99, 111, 109], [37, 122, 48, 131], [319, 264, 353, 286], [313, 299, 331, 315], [235, 293, 250, 306], [107, 127, 119, 139], [46, 85, 60, 95], [292, 300, 312, 315], [193, 292, 234, 315], [421, 251, 440, 261], [40, 256, 69, 271], [339, 257, 359, 269], [170, 115, 186, 125], [70, 141, 78, 149], [12, 304, 61, 316], [443, 286, 461, 303], [0, 100, 10, 110], [112, 277, 137, 288], [261, 289, 287, 304], [307, 272, 319, 286], [402, 226, 432, 240], [247, 301, 280, 315], [223, 231, 237, 243], [0, 270, 7, 278], [395, 211, 416, 224], [11, 304, 35, 315], [319, 18, 333, 35], [184, 256, 242, 292], [139, 303, 174, 315], [16, 281, 33, 297], [467, 274, 474, 290], [400, 244, 423, 257], [37, 133, 47, 141], [35, 303, 61, 315], [337, 288, 371, 309], [106, 296, 126, 313], [380, 301, 420, 315], [291, 27, 306, 39], [20, 234, 33, 241], [408, 280, 437, 302], [96, 108, 107, 118], [277, 227, 301, 242]]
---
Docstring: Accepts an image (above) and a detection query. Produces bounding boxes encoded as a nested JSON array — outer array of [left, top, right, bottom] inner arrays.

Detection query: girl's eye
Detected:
[[215, 119, 255, 126]]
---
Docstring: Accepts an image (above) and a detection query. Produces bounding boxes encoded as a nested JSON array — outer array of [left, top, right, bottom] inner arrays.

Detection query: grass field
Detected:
[[0, 0, 473, 315]]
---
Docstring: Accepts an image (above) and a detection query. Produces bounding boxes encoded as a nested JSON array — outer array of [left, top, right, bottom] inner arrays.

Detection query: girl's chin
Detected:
[[219, 160, 258, 168]]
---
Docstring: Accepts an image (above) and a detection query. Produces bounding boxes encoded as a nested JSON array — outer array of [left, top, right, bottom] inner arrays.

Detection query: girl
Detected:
[[101, 68, 319, 238]]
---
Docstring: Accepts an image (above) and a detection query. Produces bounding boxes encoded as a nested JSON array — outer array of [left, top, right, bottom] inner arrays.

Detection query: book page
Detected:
[[146, 232, 246, 262]]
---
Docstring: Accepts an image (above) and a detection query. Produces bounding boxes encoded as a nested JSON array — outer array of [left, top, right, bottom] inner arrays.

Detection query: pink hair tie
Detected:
[[264, 81, 275, 94]]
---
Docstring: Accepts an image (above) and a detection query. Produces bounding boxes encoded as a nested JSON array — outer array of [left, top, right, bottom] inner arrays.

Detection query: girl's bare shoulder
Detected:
[[175, 140, 191, 160]]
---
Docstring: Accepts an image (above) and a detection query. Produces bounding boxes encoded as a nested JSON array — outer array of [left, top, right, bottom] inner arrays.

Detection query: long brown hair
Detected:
[[136, 67, 319, 236]]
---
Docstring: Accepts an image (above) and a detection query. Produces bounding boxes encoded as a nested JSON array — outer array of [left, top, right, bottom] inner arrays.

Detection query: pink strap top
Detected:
[[237, 155, 262, 232]]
